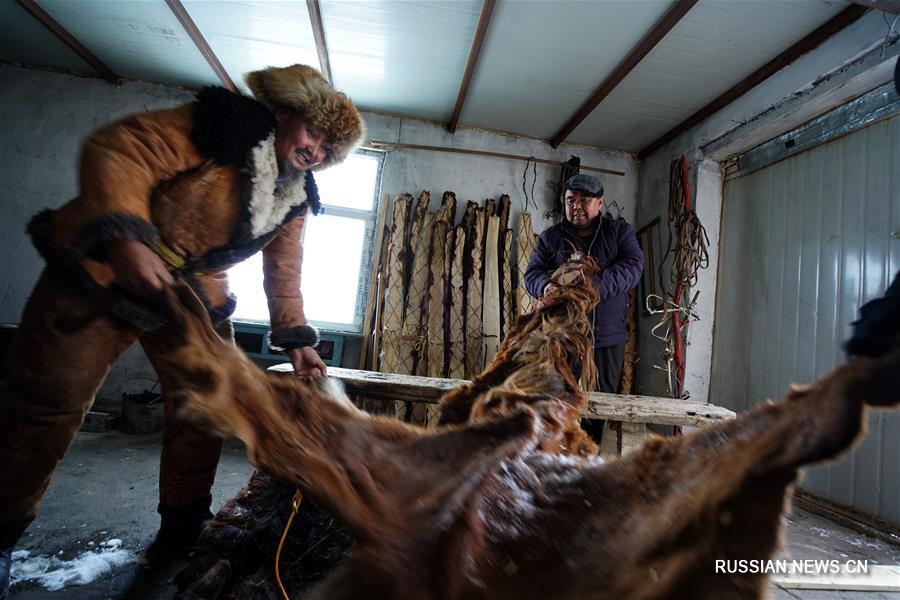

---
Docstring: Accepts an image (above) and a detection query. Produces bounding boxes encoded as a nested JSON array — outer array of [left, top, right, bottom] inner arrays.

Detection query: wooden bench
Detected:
[[269, 365, 736, 455]]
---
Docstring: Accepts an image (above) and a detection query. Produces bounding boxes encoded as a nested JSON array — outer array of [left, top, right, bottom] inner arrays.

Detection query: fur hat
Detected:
[[244, 64, 365, 169]]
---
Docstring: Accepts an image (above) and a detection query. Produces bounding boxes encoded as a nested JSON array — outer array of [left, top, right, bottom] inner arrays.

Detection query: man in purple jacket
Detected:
[[524, 174, 643, 441]]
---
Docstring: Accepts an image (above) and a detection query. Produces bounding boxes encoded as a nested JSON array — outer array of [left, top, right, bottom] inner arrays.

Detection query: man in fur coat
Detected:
[[0, 64, 364, 594]]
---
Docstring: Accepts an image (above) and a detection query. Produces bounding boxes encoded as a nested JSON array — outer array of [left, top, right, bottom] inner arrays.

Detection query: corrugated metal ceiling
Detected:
[[569, 0, 850, 149], [0, 0, 859, 153]]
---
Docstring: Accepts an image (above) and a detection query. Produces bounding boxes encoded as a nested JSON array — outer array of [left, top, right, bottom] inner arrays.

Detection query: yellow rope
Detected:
[[155, 241, 187, 270], [155, 241, 205, 276], [275, 489, 303, 600]]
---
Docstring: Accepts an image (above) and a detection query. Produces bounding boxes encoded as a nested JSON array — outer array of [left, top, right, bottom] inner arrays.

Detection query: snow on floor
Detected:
[[10, 539, 138, 592]]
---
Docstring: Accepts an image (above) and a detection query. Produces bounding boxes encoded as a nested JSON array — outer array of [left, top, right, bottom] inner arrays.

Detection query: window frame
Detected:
[[298, 148, 385, 334]]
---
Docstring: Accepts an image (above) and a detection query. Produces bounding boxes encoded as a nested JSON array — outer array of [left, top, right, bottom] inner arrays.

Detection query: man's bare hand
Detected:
[[543, 282, 560, 297], [288, 346, 327, 381], [106, 239, 174, 296]]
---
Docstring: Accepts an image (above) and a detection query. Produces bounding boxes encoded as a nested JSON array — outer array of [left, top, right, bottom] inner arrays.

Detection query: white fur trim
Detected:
[[247, 133, 308, 238]]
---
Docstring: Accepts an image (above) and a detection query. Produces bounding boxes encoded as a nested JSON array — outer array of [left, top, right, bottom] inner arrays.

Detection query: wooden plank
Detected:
[[618, 422, 647, 455], [400, 212, 434, 376], [358, 192, 390, 369], [372, 272, 383, 371], [500, 229, 514, 339], [482, 216, 501, 365], [437, 191, 457, 223], [638, 4, 869, 160], [484, 198, 496, 219], [269, 366, 735, 426], [306, 0, 333, 83], [379, 194, 412, 374], [620, 288, 637, 393], [550, 0, 698, 148], [793, 490, 900, 547], [426, 219, 449, 378], [407, 191, 431, 255], [582, 393, 734, 427], [516, 212, 538, 316], [368, 141, 626, 177], [771, 565, 900, 591], [447, 0, 497, 133], [497, 194, 513, 338], [497, 194, 510, 232], [465, 207, 486, 377], [447, 226, 467, 379], [422, 218, 450, 426]]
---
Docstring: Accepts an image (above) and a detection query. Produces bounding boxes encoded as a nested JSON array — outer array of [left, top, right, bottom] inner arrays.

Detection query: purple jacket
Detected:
[[524, 216, 643, 347]]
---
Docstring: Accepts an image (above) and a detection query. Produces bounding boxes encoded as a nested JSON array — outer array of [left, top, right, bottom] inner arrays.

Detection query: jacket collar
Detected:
[[561, 216, 602, 240], [244, 132, 309, 238]]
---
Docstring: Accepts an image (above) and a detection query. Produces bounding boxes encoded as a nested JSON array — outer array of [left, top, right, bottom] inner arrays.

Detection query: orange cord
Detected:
[[275, 489, 304, 600]]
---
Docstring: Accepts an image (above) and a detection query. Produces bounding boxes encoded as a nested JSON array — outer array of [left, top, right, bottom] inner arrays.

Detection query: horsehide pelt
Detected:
[[143, 260, 899, 600]]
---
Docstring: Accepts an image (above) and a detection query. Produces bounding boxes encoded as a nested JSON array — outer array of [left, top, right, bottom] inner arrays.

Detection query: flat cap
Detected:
[[564, 174, 604, 197]]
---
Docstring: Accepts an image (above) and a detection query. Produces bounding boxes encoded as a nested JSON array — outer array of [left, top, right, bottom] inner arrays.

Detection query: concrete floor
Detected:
[[7, 430, 900, 599]]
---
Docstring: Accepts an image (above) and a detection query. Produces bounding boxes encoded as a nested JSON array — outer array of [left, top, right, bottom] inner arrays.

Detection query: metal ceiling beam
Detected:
[[447, 0, 496, 134], [549, 0, 698, 149], [15, 0, 119, 84], [166, 0, 238, 93], [848, 0, 899, 15], [637, 4, 869, 160], [306, 0, 332, 83]]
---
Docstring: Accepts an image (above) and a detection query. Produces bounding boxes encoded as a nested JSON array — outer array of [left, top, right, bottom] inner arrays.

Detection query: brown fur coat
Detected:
[[28, 87, 317, 342]]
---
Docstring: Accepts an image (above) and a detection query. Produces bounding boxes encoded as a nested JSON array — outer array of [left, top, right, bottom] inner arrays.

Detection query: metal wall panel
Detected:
[[713, 115, 900, 524]]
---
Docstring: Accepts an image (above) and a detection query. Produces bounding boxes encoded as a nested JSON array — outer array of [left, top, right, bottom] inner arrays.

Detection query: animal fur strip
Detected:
[[148, 269, 899, 600]]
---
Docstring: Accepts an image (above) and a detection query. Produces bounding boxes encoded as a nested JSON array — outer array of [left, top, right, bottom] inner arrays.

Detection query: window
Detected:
[[228, 150, 384, 332]]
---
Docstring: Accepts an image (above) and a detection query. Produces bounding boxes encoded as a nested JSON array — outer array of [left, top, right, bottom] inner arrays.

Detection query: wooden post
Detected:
[[400, 212, 434, 378], [407, 191, 430, 255], [497, 194, 510, 231], [482, 215, 501, 365], [268, 366, 737, 432], [447, 226, 467, 379], [372, 272, 383, 372], [500, 228, 514, 339], [516, 212, 538, 316], [437, 191, 457, 223], [465, 207, 486, 378], [423, 218, 449, 426], [358, 192, 390, 370], [614, 288, 644, 453], [379, 194, 412, 375]]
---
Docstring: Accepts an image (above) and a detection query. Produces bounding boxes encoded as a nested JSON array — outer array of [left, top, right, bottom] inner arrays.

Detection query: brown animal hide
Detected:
[[175, 471, 353, 599], [147, 266, 899, 600]]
